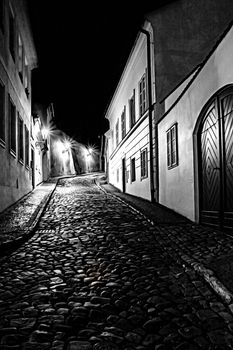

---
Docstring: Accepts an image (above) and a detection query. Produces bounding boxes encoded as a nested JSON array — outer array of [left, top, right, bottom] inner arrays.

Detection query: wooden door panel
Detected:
[[200, 104, 220, 226], [222, 94, 233, 229]]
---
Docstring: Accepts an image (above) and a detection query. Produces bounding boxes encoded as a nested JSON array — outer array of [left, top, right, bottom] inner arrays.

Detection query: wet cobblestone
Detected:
[[0, 176, 233, 349]]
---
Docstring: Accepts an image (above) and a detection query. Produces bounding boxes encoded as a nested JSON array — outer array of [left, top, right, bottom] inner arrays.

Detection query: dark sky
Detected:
[[27, 1, 174, 147]]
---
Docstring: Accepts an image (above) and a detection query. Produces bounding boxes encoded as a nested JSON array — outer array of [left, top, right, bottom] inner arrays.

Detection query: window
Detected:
[[18, 114, 23, 162], [167, 123, 178, 169], [0, 0, 4, 33], [117, 168, 119, 182], [121, 107, 126, 139], [141, 148, 148, 178], [115, 120, 119, 147], [9, 8, 15, 61], [24, 56, 29, 97], [25, 125, 29, 167], [129, 90, 135, 128], [131, 157, 136, 182], [9, 97, 16, 154], [18, 34, 23, 82], [139, 73, 147, 117], [0, 81, 5, 143]]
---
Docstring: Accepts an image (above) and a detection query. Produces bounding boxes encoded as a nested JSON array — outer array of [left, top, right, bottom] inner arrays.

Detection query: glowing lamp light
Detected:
[[41, 127, 49, 139], [64, 140, 71, 151]]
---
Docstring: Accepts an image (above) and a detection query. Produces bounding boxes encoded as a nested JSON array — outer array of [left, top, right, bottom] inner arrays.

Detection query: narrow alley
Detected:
[[0, 175, 233, 350]]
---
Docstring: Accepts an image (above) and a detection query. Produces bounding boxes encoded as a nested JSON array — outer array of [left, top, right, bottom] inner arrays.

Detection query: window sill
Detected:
[[168, 163, 179, 170], [0, 138, 6, 149], [10, 149, 16, 158], [18, 159, 24, 166]]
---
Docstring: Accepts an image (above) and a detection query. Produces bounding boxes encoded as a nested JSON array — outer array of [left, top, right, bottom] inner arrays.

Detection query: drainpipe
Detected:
[[140, 28, 155, 202]]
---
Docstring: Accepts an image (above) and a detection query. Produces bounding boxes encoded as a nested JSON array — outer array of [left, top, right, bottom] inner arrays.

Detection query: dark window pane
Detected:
[[0, 82, 5, 142]]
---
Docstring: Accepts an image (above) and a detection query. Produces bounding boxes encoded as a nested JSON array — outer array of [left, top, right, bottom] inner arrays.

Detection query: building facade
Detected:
[[159, 23, 233, 231], [105, 22, 156, 201], [0, 0, 37, 212], [104, 0, 233, 231]]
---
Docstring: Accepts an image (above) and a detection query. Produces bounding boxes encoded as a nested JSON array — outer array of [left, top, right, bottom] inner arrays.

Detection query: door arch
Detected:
[[197, 86, 233, 230]]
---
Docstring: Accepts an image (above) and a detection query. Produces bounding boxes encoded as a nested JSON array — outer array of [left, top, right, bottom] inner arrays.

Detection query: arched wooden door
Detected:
[[199, 88, 233, 230]]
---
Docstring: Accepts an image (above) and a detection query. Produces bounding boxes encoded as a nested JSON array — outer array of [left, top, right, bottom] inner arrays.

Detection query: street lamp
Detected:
[[84, 147, 93, 173]]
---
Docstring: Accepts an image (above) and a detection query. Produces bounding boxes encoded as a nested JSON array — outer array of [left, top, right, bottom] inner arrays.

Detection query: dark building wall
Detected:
[[146, 0, 233, 104]]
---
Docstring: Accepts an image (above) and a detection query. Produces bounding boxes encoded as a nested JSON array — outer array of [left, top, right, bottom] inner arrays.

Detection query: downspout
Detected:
[[140, 28, 155, 202]]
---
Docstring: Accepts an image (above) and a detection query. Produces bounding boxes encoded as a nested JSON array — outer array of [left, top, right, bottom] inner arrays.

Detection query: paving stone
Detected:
[[1, 175, 233, 350]]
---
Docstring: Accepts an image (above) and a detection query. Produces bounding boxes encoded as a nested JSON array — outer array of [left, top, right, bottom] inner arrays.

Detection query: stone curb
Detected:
[[0, 179, 59, 254], [96, 179, 233, 312], [0, 174, 80, 255]]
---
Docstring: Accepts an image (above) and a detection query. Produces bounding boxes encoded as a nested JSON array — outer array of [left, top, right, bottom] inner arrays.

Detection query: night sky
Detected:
[[27, 0, 175, 147]]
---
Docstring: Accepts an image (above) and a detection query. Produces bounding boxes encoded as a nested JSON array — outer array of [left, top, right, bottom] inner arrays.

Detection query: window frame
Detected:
[[9, 96, 16, 156], [129, 90, 136, 128], [18, 113, 24, 164], [24, 125, 29, 168], [167, 123, 178, 169], [140, 147, 148, 179], [131, 157, 136, 182], [139, 72, 147, 117], [115, 119, 119, 147], [121, 106, 126, 140], [0, 80, 5, 145], [0, 0, 5, 33], [9, 6, 15, 61]]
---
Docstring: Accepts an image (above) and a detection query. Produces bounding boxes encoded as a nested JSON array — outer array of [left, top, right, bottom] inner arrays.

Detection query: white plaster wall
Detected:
[[159, 25, 233, 221], [109, 117, 151, 200], [106, 23, 154, 201]]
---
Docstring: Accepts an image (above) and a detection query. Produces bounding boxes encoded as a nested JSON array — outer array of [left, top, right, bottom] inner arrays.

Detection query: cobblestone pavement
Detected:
[[1, 176, 233, 349], [0, 178, 58, 247]]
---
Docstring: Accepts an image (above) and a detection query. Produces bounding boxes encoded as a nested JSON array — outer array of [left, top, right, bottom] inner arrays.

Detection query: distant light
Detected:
[[41, 127, 49, 139], [64, 140, 71, 151], [88, 147, 93, 155]]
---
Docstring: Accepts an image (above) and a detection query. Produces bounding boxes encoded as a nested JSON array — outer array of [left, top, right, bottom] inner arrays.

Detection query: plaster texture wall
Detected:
[[158, 24, 233, 221], [0, 0, 37, 212], [105, 24, 154, 200], [146, 0, 233, 104]]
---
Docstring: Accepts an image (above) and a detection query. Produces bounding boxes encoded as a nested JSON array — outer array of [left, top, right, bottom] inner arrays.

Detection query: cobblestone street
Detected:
[[1, 176, 233, 350]]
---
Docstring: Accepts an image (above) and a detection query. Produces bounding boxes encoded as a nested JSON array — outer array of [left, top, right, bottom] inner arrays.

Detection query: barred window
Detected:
[[9, 97, 16, 154], [167, 123, 178, 169], [141, 148, 148, 179], [131, 157, 136, 182], [18, 114, 24, 162], [0, 81, 5, 142], [121, 107, 126, 139]]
